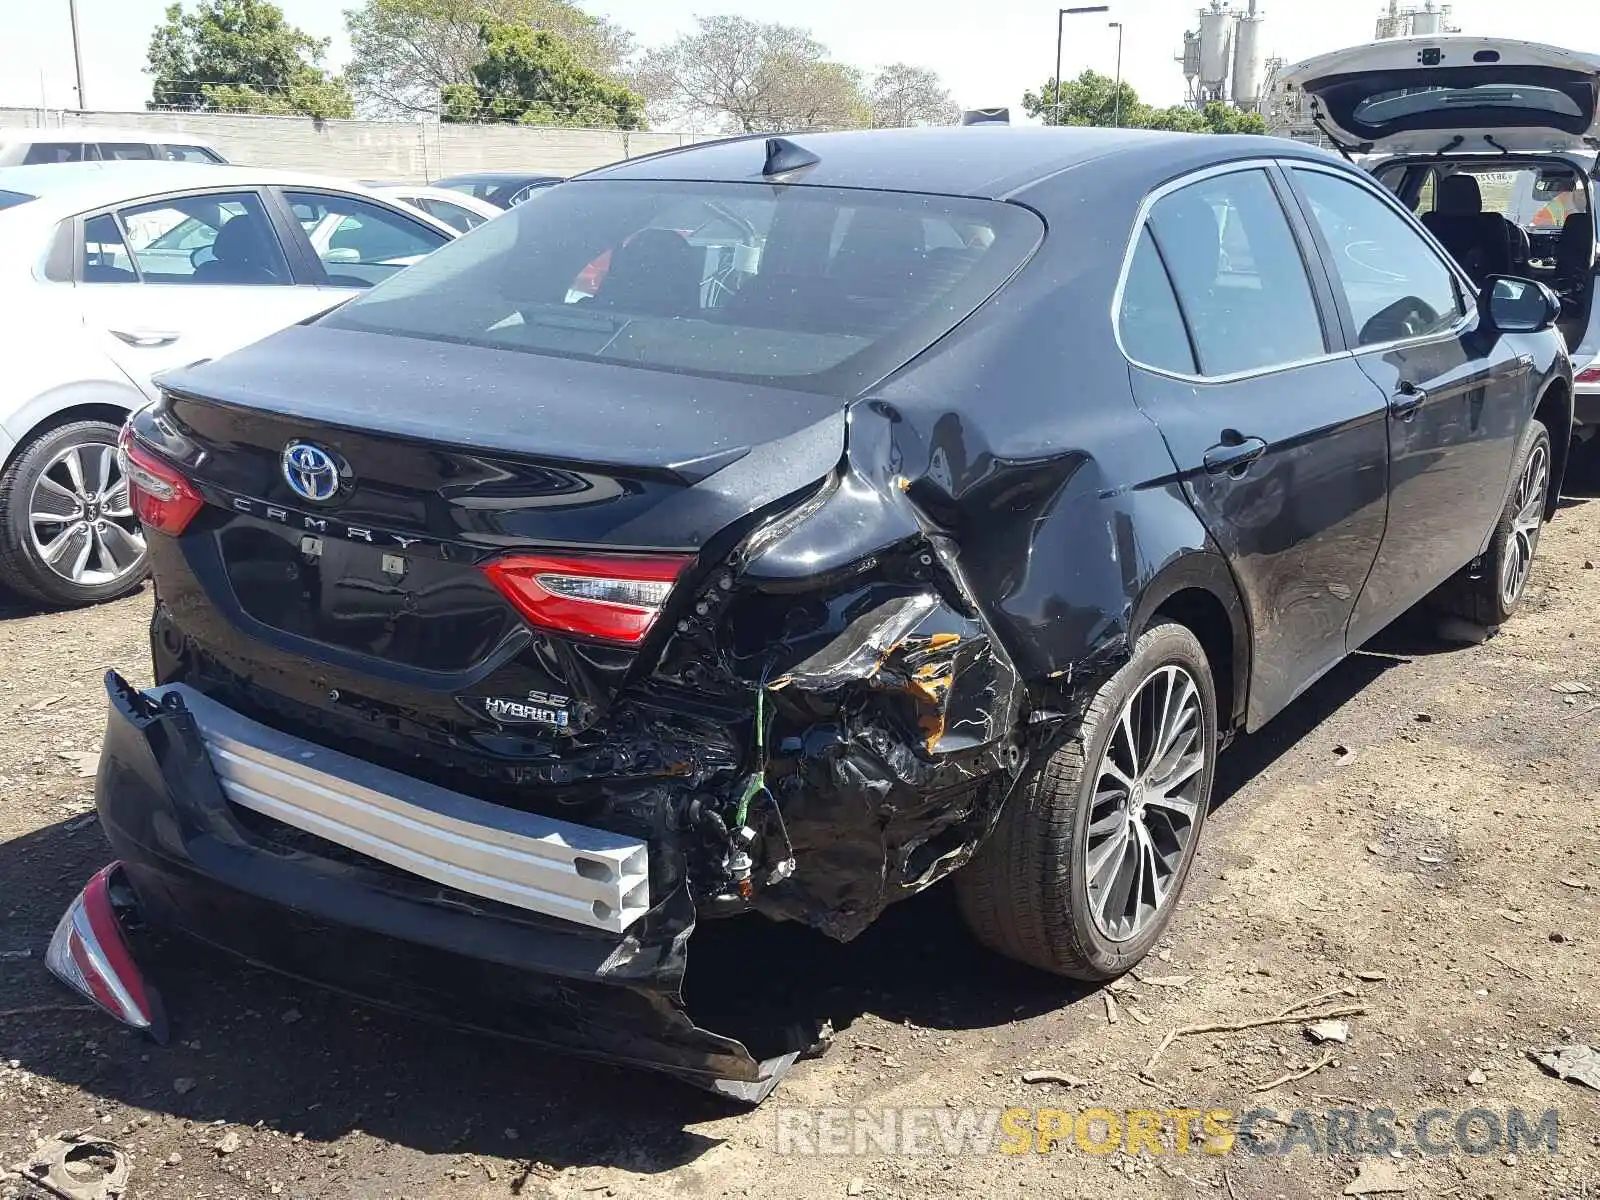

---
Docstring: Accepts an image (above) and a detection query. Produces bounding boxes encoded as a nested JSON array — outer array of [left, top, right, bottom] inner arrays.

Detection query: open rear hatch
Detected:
[[1282, 36, 1600, 155]]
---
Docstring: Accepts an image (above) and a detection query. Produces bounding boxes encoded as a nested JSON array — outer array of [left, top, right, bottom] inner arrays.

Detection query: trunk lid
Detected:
[[143, 323, 845, 739], [1282, 36, 1600, 154]]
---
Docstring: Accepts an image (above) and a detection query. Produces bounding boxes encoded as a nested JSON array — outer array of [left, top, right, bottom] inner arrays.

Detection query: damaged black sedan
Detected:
[[61, 127, 1570, 1100]]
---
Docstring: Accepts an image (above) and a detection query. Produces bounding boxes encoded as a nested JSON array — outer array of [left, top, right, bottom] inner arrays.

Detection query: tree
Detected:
[[636, 16, 869, 133], [441, 23, 645, 128], [867, 63, 959, 128], [343, 0, 634, 118], [1021, 69, 1265, 134], [147, 0, 353, 116]]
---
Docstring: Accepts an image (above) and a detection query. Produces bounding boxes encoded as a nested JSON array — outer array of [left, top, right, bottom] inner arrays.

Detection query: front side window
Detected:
[[285, 191, 448, 287], [1148, 169, 1326, 376], [81, 214, 135, 283], [1292, 168, 1465, 347], [164, 144, 224, 163], [98, 143, 156, 161], [414, 196, 486, 233], [115, 190, 289, 285], [319, 180, 1044, 394], [1119, 228, 1196, 375]]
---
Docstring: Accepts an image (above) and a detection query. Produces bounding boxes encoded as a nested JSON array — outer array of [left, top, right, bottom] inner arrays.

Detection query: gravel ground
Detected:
[[2, 480, 1599, 1200]]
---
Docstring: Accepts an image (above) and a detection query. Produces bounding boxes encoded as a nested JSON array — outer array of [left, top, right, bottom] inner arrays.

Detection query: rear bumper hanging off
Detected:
[[90, 672, 796, 1101]]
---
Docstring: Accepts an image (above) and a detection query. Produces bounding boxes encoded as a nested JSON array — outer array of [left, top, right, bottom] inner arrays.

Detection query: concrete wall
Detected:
[[0, 108, 713, 181]]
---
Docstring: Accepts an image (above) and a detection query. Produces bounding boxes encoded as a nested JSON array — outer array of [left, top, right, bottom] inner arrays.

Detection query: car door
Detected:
[[72, 188, 337, 400], [276, 190, 452, 298], [1282, 163, 1529, 645], [1121, 164, 1391, 728]]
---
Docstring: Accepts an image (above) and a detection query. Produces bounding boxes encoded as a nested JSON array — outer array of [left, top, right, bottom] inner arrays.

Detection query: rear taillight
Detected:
[[481, 552, 691, 645], [1577, 365, 1600, 385], [119, 427, 203, 535], [45, 863, 166, 1040]]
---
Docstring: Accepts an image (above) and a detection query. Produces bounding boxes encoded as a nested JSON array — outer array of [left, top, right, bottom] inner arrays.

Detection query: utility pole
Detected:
[[68, 0, 87, 109], [1109, 22, 1125, 127], [1054, 7, 1111, 125]]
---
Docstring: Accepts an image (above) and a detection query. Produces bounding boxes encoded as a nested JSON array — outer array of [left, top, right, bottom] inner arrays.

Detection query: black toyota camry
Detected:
[[56, 126, 1570, 1100]]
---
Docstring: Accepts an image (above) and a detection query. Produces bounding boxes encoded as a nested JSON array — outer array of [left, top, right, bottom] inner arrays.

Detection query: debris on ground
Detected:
[[1255, 1051, 1337, 1093], [1466, 1068, 1488, 1086], [14, 1131, 129, 1200], [1305, 1019, 1350, 1045], [1527, 1045, 1600, 1091], [1343, 1159, 1409, 1195], [213, 1131, 241, 1156], [1550, 681, 1592, 695], [1019, 1069, 1088, 1088], [1145, 1005, 1367, 1072]]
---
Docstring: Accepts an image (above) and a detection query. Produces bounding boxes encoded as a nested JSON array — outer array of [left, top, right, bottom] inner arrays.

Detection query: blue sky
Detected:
[[3, 1, 1597, 118]]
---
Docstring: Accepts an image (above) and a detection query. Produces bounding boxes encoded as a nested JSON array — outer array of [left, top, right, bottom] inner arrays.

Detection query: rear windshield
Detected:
[[0, 189, 36, 211], [320, 179, 1043, 393], [1355, 84, 1583, 126]]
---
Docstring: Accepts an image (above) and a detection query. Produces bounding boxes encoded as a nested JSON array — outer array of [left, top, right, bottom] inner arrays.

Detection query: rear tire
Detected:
[[956, 621, 1217, 980], [0, 419, 148, 608], [1433, 420, 1551, 628]]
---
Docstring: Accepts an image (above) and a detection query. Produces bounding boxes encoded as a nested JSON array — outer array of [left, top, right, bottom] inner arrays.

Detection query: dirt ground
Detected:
[[2, 482, 1599, 1200]]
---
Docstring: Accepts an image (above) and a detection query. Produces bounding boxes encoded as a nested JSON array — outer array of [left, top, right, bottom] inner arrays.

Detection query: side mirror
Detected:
[[1480, 274, 1561, 335]]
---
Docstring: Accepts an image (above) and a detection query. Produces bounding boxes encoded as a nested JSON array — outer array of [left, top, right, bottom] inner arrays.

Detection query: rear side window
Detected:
[[22, 142, 85, 164], [1149, 169, 1326, 376], [81, 214, 136, 283], [321, 180, 1044, 393], [1291, 168, 1465, 347], [0, 189, 35, 211], [285, 191, 449, 287], [1119, 228, 1197, 375], [98, 143, 155, 161], [99, 191, 290, 286]]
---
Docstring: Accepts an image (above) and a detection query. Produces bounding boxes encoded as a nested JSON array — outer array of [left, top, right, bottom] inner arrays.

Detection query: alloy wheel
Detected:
[[1084, 664, 1208, 942], [1499, 441, 1549, 609], [27, 441, 146, 588]]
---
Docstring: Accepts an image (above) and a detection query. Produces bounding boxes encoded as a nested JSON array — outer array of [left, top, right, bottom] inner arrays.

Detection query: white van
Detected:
[[0, 127, 227, 167], [1284, 37, 1600, 439]]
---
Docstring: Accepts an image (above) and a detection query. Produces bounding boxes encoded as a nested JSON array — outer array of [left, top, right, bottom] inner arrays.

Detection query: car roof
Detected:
[[0, 161, 409, 216], [436, 171, 563, 185], [582, 126, 1335, 200], [0, 126, 219, 147]]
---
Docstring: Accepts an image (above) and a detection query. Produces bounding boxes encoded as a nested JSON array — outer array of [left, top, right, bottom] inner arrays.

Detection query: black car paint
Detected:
[[101, 127, 1569, 1094]]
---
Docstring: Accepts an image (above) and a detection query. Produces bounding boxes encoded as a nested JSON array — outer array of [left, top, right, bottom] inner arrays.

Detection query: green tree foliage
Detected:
[[1022, 70, 1266, 134], [636, 16, 870, 133], [343, 0, 633, 118], [441, 23, 645, 128], [147, 0, 353, 117]]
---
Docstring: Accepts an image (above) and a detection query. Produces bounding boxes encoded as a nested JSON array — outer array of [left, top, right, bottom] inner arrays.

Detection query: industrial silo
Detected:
[[1231, 1, 1265, 109], [1198, 4, 1236, 98]]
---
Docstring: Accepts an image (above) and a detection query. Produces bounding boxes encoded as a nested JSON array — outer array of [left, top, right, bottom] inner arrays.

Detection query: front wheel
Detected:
[[956, 621, 1218, 980], [0, 419, 148, 608], [1435, 420, 1551, 628]]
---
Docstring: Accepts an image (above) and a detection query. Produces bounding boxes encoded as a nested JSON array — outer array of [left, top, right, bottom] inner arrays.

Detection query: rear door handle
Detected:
[[109, 328, 180, 348], [1203, 436, 1268, 475], [1389, 383, 1428, 421]]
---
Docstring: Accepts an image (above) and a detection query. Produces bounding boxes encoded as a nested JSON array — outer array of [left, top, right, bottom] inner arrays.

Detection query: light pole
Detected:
[[1109, 21, 1124, 127], [68, 0, 86, 109], [1054, 6, 1110, 125]]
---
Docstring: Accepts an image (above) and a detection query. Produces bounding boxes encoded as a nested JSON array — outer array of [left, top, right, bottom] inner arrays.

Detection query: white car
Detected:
[[0, 127, 226, 166], [1283, 37, 1600, 443], [366, 184, 502, 234], [0, 161, 459, 607]]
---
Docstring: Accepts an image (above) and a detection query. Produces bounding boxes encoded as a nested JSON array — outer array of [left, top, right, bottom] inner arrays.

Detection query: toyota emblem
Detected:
[[281, 442, 347, 503]]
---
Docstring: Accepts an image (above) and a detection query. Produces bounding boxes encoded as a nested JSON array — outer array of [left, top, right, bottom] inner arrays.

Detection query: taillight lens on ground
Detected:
[[45, 863, 166, 1040], [481, 552, 691, 645], [119, 427, 203, 535]]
